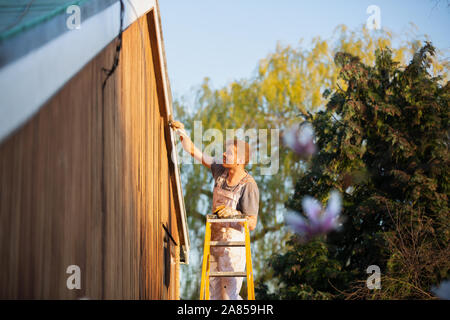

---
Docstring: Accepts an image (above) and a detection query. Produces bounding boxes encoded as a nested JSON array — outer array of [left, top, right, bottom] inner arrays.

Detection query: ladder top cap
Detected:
[[207, 214, 247, 222]]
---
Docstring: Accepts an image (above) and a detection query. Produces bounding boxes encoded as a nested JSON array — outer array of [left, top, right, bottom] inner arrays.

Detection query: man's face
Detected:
[[222, 144, 238, 168]]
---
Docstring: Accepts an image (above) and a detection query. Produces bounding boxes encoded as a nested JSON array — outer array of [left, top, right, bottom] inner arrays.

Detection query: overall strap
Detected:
[[234, 173, 251, 194], [217, 169, 250, 194], [227, 171, 250, 196]]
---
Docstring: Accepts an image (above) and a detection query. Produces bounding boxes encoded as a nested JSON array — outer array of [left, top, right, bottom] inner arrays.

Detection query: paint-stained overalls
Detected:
[[209, 169, 251, 300]]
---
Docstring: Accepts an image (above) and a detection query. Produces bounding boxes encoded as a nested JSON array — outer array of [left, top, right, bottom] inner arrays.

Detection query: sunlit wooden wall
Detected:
[[0, 11, 182, 299]]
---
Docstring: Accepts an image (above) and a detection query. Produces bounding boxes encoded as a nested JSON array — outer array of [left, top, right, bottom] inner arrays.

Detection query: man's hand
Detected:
[[215, 206, 257, 231], [245, 215, 257, 231], [216, 206, 238, 218], [170, 120, 188, 139], [237, 215, 257, 231]]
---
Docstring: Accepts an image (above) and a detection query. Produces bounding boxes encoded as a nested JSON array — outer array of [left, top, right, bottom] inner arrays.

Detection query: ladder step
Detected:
[[209, 271, 247, 277], [208, 218, 247, 223], [207, 214, 247, 223], [210, 241, 246, 247]]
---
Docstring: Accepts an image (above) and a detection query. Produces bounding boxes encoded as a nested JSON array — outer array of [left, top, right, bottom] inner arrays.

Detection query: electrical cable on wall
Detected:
[[102, 0, 124, 91], [100, 0, 124, 299]]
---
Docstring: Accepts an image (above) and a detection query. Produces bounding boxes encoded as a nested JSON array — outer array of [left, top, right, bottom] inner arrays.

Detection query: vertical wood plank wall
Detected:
[[0, 11, 181, 299]]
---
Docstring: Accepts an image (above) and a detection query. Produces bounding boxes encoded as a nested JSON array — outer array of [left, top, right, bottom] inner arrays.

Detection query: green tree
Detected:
[[175, 24, 448, 299], [257, 42, 449, 299]]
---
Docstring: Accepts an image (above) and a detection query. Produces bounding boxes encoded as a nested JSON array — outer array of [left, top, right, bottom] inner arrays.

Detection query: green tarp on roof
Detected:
[[0, 0, 91, 41]]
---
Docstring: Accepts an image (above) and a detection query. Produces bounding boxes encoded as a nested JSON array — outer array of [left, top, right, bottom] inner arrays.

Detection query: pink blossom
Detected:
[[283, 122, 317, 157], [285, 190, 342, 241]]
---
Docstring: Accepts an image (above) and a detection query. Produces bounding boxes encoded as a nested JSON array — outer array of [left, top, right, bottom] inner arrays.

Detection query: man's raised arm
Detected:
[[169, 120, 214, 168]]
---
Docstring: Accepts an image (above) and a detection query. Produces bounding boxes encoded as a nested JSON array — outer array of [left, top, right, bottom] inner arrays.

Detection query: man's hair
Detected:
[[225, 138, 251, 166]]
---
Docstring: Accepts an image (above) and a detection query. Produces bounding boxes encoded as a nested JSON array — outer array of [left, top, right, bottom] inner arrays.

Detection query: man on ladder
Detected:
[[170, 120, 260, 300]]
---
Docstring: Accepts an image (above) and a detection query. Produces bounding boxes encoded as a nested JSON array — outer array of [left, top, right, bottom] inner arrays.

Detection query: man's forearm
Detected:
[[179, 134, 196, 157], [179, 134, 213, 168]]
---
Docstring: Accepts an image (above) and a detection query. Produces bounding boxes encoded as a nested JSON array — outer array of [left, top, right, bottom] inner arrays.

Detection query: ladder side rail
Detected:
[[199, 221, 212, 300]]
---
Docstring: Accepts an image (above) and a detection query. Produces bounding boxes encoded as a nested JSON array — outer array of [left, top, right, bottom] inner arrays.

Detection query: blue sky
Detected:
[[159, 0, 450, 99]]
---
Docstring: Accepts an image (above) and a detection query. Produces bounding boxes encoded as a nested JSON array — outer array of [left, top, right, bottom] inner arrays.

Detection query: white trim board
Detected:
[[149, 6, 190, 264]]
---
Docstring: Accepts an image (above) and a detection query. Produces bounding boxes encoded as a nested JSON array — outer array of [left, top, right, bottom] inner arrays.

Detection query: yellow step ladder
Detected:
[[199, 214, 255, 300]]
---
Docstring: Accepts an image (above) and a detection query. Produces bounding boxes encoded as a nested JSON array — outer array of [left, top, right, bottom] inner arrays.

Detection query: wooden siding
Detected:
[[0, 11, 181, 299]]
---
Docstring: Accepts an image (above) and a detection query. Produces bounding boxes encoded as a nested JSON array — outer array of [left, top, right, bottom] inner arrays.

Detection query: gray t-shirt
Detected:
[[210, 161, 260, 216]]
